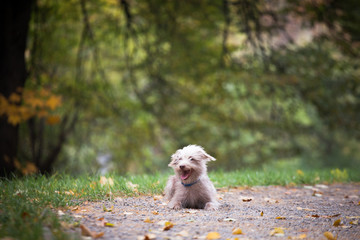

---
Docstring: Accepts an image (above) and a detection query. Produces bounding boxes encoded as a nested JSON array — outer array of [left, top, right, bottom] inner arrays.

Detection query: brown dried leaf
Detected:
[[242, 198, 253, 202], [80, 224, 104, 238], [311, 214, 320, 218], [163, 221, 174, 231], [137, 233, 156, 240], [333, 219, 341, 227]]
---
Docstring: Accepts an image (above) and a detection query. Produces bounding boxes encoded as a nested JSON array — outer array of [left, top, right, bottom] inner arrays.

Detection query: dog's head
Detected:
[[169, 145, 216, 182]]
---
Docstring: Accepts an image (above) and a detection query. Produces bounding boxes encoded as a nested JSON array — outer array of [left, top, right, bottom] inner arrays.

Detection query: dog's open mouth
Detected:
[[181, 169, 191, 180]]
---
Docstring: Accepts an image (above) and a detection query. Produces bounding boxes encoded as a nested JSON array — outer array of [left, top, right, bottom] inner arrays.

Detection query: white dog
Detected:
[[164, 145, 219, 210]]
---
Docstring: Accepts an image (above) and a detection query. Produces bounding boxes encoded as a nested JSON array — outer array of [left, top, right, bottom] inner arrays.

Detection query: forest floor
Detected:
[[63, 183, 360, 240]]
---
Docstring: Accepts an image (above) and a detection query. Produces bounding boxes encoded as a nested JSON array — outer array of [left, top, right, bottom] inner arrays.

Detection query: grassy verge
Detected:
[[0, 168, 359, 239]]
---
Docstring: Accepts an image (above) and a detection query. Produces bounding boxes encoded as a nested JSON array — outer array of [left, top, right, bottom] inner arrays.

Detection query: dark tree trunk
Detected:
[[0, 1, 33, 177]]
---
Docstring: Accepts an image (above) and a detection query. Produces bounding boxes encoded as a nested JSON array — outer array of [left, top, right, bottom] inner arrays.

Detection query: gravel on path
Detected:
[[65, 183, 360, 240]]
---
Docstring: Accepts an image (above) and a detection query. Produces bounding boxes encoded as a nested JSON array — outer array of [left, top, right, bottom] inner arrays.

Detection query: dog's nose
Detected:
[[180, 165, 185, 169]]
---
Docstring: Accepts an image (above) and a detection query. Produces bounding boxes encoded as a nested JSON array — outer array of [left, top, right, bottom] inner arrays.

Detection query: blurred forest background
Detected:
[[1, 0, 359, 176]]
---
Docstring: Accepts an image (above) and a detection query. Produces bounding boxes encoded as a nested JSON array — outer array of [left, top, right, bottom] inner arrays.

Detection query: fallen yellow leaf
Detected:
[[103, 204, 114, 212], [324, 231, 336, 240], [333, 219, 341, 227], [232, 228, 242, 235], [144, 218, 154, 223], [275, 216, 286, 220], [260, 211, 264, 216], [270, 227, 284, 236], [298, 233, 307, 239], [206, 232, 221, 239], [152, 211, 159, 215], [104, 222, 115, 227], [163, 221, 174, 231]]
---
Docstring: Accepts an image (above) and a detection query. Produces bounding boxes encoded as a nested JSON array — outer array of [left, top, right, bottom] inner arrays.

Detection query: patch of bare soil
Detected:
[[65, 184, 360, 239]]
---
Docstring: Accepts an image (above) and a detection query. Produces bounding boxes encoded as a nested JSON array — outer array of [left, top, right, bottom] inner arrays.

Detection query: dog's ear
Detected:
[[198, 150, 216, 162], [169, 150, 180, 167]]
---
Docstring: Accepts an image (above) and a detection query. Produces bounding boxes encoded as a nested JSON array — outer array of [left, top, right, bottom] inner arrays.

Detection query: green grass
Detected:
[[0, 168, 359, 239]]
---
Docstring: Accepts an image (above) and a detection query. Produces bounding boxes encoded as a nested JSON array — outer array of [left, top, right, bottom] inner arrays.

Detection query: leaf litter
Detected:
[[62, 183, 360, 239]]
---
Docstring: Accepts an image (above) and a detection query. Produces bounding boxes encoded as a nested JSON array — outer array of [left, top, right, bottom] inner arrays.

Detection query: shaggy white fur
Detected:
[[164, 145, 219, 210]]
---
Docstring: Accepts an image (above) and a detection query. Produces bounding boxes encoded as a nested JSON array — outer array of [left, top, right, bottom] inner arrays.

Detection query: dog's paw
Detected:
[[204, 202, 219, 211], [168, 202, 182, 210]]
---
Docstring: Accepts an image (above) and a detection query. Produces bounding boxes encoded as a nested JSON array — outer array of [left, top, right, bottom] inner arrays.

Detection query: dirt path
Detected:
[[65, 183, 360, 239]]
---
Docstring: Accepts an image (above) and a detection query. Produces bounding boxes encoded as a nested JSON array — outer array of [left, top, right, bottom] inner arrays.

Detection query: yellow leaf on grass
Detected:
[[296, 169, 304, 177], [260, 211, 264, 216], [270, 227, 284, 236], [152, 211, 159, 215], [163, 221, 174, 231], [324, 231, 336, 240], [275, 216, 286, 220], [206, 232, 221, 239], [333, 219, 341, 227], [232, 228, 243, 235]]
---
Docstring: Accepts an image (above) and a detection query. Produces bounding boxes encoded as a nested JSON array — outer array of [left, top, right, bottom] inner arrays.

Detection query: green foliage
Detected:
[[20, 0, 360, 174]]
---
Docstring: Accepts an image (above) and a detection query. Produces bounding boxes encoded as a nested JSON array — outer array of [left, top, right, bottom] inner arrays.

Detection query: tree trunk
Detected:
[[0, 1, 33, 177]]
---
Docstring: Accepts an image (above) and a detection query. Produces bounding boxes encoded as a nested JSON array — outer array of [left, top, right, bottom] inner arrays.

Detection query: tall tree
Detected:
[[0, 1, 33, 177]]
